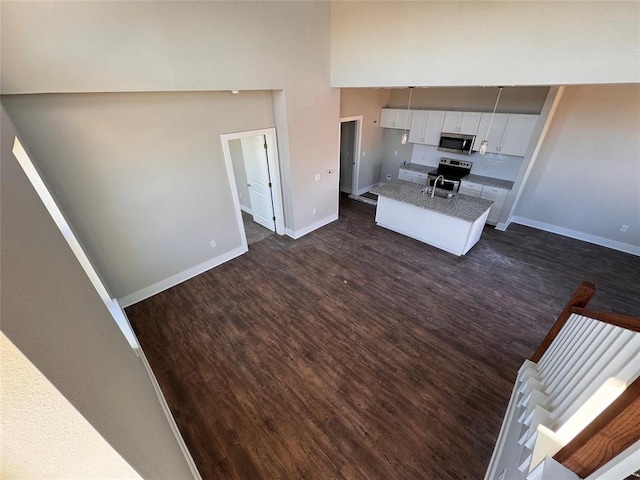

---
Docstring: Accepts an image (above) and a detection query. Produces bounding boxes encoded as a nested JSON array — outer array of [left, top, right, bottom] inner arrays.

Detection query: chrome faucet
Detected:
[[431, 175, 445, 198]]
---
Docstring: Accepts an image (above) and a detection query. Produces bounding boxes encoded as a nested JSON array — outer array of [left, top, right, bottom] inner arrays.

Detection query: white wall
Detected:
[[0, 1, 324, 94], [514, 84, 640, 252], [387, 87, 549, 113], [0, 106, 194, 479], [1, 0, 340, 273], [1, 333, 142, 479], [2, 92, 274, 299], [331, 1, 640, 87], [380, 129, 416, 183], [340, 88, 390, 190]]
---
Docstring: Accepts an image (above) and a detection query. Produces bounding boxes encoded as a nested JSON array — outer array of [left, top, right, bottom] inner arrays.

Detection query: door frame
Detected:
[[339, 116, 363, 196], [221, 128, 285, 240]]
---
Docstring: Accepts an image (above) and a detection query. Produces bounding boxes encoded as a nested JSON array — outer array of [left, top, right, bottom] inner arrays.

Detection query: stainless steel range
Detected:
[[427, 158, 472, 193]]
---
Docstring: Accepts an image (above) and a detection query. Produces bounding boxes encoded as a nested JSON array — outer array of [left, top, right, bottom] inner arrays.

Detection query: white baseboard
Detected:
[[240, 204, 252, 215], [106, 299, 139, 349], [136, 347, 203, 480], [119, 245, 248, 307], [510, 216, 640, 257], [356, 182, 380, 196], [285, 212, 339, 240]]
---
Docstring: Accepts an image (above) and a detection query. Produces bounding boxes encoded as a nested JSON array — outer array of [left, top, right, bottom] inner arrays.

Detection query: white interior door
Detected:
[[241, 136, 276, 232]]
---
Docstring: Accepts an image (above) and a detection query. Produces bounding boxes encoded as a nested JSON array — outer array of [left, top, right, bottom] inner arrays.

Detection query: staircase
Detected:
[[485, 282, 640, 480]]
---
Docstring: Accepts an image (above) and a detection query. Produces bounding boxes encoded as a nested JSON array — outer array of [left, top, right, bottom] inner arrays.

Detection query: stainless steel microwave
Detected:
[[437, 132, 475, 155]]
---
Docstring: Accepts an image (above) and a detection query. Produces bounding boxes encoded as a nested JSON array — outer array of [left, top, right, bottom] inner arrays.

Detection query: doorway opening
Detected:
[[221, 128, 284, 248], [339, 116, 362, 196]]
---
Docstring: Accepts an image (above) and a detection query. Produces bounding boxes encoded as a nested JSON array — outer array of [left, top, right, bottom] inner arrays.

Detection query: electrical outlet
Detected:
[[210, 240, 216, 248], [362, 151, 366, 157], [394, 150, 398, 156], [312, 208, 317, 215], [315, 174, 320, 182], [619, 225, 629, 232]]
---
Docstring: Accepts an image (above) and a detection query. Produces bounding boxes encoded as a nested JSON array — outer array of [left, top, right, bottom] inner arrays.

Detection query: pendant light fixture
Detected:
[[479, 86, 503, 155], [400, 86, 414, 145]]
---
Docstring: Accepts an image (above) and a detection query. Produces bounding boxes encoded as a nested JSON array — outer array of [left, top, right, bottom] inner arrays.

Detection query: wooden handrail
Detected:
[[553, 375, 640, 478], [530, 281, 597, 362], [569, 306, 640, 333], [532, 282, 640, 478]]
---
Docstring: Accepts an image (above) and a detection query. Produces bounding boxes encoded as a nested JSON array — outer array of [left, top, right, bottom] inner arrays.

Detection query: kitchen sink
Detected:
[[421, 188, 456, 199]]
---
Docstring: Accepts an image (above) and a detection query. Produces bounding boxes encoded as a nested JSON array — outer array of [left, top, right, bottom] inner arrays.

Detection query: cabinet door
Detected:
[[482, 186, 508, 198], [380, 108, 398, 128], [481, 187, 508, 225], [398, 168, 413, 181], [484, 198, 504, 225], [459, 112, 481, 135], [413, 172, 428, 185], [442, 111, 481, 135], [381, 108, 413, 129], [459, 181, 483, 197], [499, 114, 538, 156], [473, 113, 509, 152], [423, 111, 445, 145], [395, 109, 413, 130], [408, 110, 428, 143], [409, 110, 445, 145], [442, 111, 463, 133]]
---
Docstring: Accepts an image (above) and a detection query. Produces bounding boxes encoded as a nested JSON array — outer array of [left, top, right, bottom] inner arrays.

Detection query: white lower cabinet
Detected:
[[458, 181, 483, 197], [460, 180, 508, 225], [398, 168, 428, 185]]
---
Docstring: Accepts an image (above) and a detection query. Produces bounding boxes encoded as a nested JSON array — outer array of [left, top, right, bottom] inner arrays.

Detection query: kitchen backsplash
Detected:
[[409, 144, 522, 181]]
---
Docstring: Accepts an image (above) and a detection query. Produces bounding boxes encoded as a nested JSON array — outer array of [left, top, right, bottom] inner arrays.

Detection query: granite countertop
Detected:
[[371, 180, 493, 223], [463, 174, 514, 190], [398, 163, 434, 174]]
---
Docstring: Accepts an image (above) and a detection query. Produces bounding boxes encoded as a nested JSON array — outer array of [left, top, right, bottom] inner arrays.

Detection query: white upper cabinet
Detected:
[[380, 108, 413, 129], [473, 113, 538, 156], [408, 110, 446, 145], [500, 114, 539, 156], [473, 113, 510, 153], [441, 111, 482, 135]]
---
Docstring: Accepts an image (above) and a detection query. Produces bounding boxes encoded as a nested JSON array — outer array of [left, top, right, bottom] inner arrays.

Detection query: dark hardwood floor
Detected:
[[126, 195, 640, 480]]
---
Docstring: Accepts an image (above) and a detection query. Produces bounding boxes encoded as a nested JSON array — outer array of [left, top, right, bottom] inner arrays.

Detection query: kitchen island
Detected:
[[370, 180, 493, 256]]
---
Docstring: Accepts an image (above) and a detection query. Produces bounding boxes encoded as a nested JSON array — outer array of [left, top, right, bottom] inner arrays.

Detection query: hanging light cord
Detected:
[[484, 86, 503, 139], [401, 87, 414, 144], [406, 87, 414, 116]]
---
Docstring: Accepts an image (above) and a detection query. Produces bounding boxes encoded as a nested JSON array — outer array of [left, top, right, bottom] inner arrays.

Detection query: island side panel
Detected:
[[462, 209, 491, 255], [375, 196, 473, 256]]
